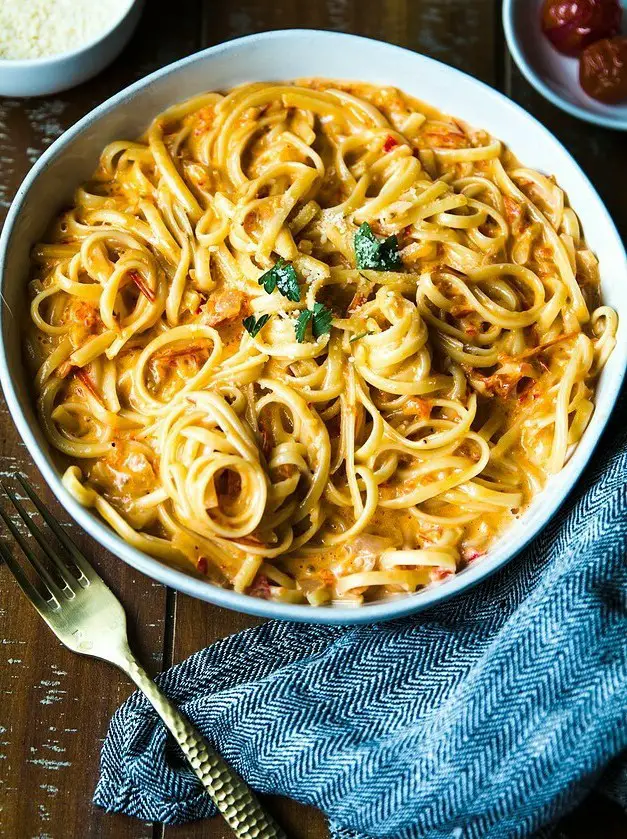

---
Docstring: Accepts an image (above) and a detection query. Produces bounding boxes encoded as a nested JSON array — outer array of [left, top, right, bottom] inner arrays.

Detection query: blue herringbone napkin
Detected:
[[94, 398, 627, 839]]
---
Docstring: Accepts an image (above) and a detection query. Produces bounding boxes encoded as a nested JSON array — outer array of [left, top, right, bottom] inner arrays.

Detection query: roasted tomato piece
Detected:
[[580, 36, 627, 102], [541, 0, 622, 57]]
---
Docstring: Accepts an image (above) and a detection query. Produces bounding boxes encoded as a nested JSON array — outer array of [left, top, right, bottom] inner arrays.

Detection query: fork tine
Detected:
[[0, 503, 66, 603], [2, 481, 79, 593], [0, 536, 52, 614], [15, 474, 97, 583]]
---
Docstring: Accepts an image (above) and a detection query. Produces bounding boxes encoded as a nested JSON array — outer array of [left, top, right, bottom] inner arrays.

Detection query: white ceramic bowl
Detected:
[[503, 0, 627, 131], [1, 30, 626, 624], [0, 0, 144, 97]]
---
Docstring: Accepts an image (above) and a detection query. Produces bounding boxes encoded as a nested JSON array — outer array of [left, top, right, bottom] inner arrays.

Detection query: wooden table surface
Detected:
[[0, 2, 625, 837]]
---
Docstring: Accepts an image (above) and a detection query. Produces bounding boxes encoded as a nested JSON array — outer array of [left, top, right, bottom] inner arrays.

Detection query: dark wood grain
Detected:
[[0, 2, 624, 838], [202, 0, 497, 83], [0, 5, 202, 839]]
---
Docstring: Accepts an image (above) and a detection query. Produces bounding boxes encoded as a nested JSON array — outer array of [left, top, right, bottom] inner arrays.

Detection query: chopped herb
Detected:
[[312, 302, 332, 339], [243, 313, 270, 338], [294, 302, 333, 342], [354, 222, 402, 271], [258, 258, 300, 302], [258, 265, 277, 294], [349, 331, 374, 343], [295, 309, 313, 343], [276, 262, 301, 302]]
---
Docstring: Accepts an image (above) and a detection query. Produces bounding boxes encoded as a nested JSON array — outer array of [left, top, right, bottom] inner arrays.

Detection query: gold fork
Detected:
[[0, 474, 286, 839]]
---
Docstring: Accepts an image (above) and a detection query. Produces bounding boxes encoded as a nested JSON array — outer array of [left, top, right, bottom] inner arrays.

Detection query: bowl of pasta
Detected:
[[1, 30, 625, 624]]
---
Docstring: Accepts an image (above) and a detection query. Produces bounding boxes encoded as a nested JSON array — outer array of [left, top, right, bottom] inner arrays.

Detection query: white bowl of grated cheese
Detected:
[[0, 0, 144, 97]]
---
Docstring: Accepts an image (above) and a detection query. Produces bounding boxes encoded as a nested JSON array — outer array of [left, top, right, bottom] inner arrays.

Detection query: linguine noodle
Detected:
[[25, 80, 617, 606]]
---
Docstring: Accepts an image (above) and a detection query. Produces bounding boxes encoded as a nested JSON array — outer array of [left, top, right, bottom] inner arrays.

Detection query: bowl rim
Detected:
[[0, 0, 139, 68], [1, 28, 625, 625], [502, 0, 627, 132]]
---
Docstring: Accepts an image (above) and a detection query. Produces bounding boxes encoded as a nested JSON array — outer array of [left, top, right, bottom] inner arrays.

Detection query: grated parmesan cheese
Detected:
[[0, 0, 130, 60]]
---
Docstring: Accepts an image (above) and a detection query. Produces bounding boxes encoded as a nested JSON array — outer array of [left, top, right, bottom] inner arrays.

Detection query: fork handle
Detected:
[[117, 652, 287, 839]]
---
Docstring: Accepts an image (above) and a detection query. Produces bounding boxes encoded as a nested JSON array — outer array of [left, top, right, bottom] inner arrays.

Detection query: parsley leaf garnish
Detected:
[[258, 258, 300, 302], [294, 303, 333, 343], [243, 313, 270, 338], [295, 309, 313, 343], [354, 222, 402, 271], [312, 302, 332, 339]]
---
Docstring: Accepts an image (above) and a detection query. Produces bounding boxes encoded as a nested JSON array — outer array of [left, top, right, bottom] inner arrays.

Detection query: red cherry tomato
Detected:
[[580, 36, 627, 103], [541, 0, 622, 56]]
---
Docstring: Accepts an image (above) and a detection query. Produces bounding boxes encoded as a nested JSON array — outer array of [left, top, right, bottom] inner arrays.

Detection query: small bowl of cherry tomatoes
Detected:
[[503, 0, 627, 130]]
